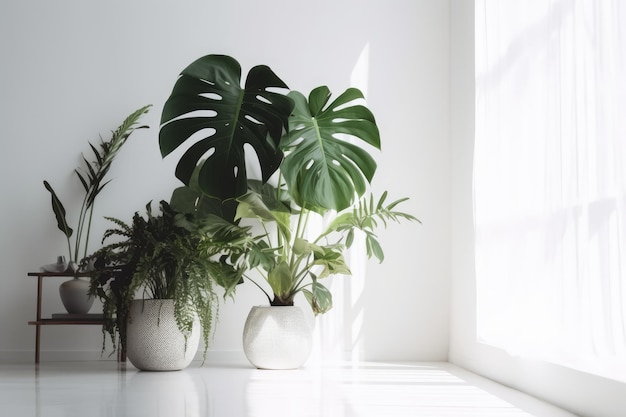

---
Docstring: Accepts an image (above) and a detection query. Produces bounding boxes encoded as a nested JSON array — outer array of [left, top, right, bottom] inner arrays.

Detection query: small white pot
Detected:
[[242, 305, 313, 370], [126, 299, 200, 371], [59, 277, 94, 314]]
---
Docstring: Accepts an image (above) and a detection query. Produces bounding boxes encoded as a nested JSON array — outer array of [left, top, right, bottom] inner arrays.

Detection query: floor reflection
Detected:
[[0, 361, 575, 417], [120, 368, 209, 416], [244, 363, 542, 417]]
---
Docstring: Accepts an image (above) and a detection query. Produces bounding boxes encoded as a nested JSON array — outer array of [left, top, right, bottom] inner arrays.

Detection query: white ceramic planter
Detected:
[[242, 305, 313, 370], [126, 299, 200, 371], [59, 277, 94, 314]]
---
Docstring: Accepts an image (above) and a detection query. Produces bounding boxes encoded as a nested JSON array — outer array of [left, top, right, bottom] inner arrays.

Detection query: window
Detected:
[[474, 0, 626, 380]]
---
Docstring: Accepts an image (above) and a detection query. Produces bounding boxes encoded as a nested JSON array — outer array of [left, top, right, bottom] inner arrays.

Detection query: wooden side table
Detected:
[[27, 271, 104, 363]]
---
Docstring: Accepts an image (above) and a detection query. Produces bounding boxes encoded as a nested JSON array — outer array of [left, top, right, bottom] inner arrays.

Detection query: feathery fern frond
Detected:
[[85, 198, 248, 361]]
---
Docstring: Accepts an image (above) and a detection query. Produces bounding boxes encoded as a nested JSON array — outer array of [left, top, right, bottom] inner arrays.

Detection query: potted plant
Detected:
[[86, 194, 251, 370], [44, 104, 152, 270], [43, 105, 151, 314], [159, 55, 417, 369]]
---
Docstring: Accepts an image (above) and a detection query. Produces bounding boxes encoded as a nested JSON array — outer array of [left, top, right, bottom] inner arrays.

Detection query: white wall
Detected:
[[449, 1, 626, 416], [0, 0, 450, 363]]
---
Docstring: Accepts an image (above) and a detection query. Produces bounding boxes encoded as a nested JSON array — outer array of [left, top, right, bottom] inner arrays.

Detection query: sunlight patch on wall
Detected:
[[308, 43, 373, 364], [351, 43, 370, 96]]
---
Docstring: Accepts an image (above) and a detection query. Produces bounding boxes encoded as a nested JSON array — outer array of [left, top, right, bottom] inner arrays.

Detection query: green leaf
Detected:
[[75, 170, 89, 193], [376, 190, 388, 210], [313, 246, 351, 278], [366, 235, 385, 263], [345, 229, 354, 248], [169, 174, 230, 221], [43, 181, 73, 238], [323, 212, 354, 233], [210, 258, 244, 300], [247, 240, 276, 271], [235, 188, 292, 243], [267, 261, 293, 299], [169, 186, 202, 215], [159, 55, 294, 202], [280, 87, 380, 213], [235, 190, 276, 222], [247, 179, 292, 213], [292, 237, 312, 256], [303, 281, 333, 315]]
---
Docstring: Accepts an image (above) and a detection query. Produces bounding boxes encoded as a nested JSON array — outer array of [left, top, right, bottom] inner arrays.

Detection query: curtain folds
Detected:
[[474, 0, 626, 377]]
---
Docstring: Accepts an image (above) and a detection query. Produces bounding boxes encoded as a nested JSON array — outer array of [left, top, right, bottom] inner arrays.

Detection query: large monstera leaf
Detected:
[[159, 55, 294, 202], [280, 86, 380, 213]]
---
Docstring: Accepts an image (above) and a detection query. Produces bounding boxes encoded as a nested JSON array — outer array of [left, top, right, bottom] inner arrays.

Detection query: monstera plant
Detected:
[[159, 55, 417, 317]]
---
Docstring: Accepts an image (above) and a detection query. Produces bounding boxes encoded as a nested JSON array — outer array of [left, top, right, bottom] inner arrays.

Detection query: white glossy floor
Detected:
[[0, 360, 576, 417]]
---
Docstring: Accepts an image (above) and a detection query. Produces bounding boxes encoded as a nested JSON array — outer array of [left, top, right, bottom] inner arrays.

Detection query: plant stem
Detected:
[[74, 192, 91, 263], [289, 208, 309, 268], [83, 202, 96, 262], [295, 208, 309, 241], [245, 272, 272, 304], [65, 235, 72, 264], [292, 266, 313, 293]]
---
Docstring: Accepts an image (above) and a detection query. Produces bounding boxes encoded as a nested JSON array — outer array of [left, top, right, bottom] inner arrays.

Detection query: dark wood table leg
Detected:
[[35, 276, 43, 364]]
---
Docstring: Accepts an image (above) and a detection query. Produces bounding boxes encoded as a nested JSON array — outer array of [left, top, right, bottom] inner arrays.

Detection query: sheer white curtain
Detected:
[[474, 0, 626, 378]]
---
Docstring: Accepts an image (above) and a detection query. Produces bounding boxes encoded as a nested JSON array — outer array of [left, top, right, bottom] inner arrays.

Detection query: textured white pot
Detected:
[[242, 305, 313, 370], [126, 299, 200, 371]]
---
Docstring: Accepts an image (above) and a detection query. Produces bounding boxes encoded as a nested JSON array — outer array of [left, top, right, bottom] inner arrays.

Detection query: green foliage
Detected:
[[159, 55, 418, 316], [323, 192, 420, 262], [43, 180, 73, 241], [86, 199, 252, 360], [44, 105, 152, 265], [159, 55, 294, 202], [281, 86, 380, 213], [236, 183, 418, 315]]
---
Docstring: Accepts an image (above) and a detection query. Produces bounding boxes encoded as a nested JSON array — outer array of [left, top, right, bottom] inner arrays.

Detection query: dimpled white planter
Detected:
[[242, 306, 313, 370], [126, 299, 200, 371]]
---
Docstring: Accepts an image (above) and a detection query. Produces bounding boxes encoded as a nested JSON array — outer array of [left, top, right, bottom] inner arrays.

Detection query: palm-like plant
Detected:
[[236, 183, 417, 314], [44, 105, 151, 268], [159, 55, 417, 315]]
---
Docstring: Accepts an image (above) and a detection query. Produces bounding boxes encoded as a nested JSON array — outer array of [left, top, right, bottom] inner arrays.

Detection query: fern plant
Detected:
[[44, 105, 151, 268], [86, 198, 252, 359]]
